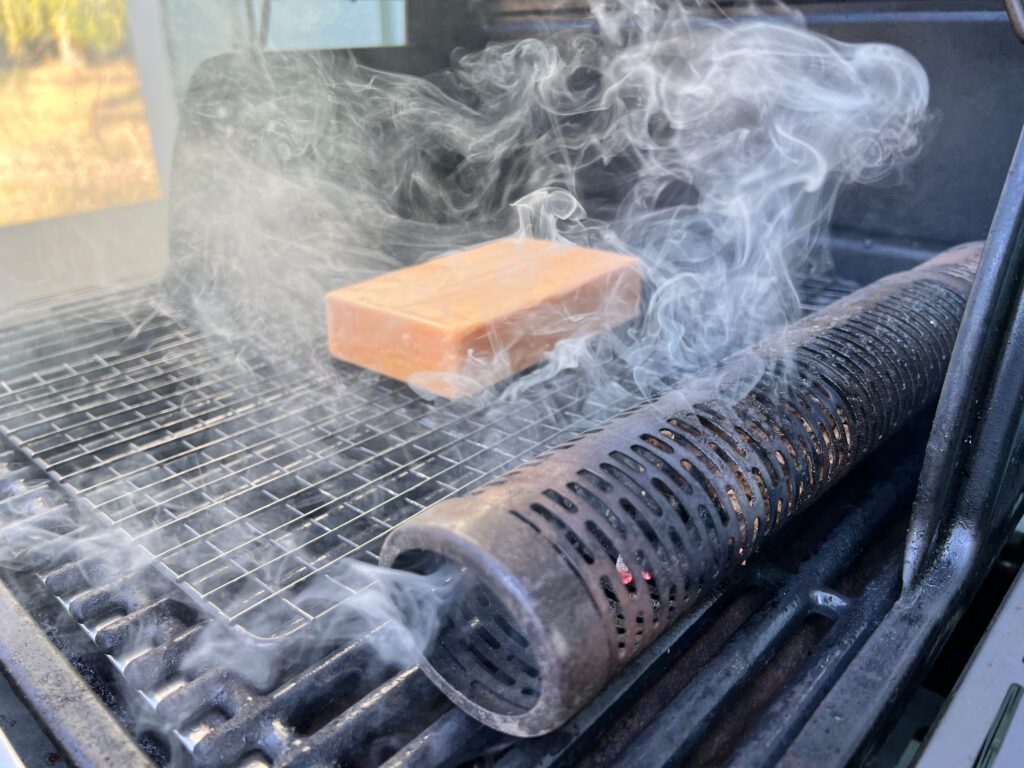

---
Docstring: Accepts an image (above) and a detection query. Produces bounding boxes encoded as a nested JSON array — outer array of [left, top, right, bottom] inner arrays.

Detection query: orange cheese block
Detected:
[[324, 237, 643, 398]]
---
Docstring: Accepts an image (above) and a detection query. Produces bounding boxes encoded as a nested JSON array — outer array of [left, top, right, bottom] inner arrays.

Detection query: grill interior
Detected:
[[0, 407, 919, 768], [2, 0, 1021, 762]]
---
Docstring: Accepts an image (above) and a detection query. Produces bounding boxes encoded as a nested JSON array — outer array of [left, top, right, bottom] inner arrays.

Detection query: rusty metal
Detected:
[[380, 244, 979, 737]]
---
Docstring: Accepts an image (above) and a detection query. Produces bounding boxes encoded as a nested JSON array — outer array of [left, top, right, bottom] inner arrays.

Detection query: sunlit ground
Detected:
[[0, 59, 161, 228]]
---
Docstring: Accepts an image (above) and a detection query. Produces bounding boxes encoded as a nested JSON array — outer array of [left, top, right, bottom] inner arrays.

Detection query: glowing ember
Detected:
[[615, 554, 633, 586]]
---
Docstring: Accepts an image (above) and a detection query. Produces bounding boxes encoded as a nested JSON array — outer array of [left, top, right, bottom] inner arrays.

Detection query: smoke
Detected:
[[169, 0, 928, 399], [0, 0, 930, 759]]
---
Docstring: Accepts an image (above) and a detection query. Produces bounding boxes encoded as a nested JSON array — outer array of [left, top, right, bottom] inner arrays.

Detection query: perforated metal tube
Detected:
[[380, 244, 979, 737]]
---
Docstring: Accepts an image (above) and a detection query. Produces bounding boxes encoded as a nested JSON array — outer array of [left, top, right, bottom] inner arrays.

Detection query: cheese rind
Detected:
[[325, 237, 643, 398]]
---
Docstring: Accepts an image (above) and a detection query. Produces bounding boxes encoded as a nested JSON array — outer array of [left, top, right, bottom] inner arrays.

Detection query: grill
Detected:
[[0, 258, 862, 646], [2, 2, 1024, 766], [0, 287, 644, 642]]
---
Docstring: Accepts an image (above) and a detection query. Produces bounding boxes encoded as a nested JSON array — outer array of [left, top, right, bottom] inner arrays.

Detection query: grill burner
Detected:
[[381, 245, 978, 737]]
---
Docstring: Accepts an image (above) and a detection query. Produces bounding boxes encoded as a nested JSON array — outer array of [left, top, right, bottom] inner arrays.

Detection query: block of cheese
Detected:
[[324, 237, 643, 398]]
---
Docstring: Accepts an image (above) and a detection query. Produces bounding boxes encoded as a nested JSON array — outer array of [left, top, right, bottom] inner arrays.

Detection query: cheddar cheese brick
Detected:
[[325, 237, 643, 398]]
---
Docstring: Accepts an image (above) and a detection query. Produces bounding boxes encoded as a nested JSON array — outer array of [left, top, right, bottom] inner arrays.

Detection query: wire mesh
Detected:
[[0, 275, 858, 641]]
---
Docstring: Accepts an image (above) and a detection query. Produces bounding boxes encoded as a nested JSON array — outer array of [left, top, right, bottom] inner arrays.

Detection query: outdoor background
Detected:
[[0, 1, 405, 229], [0, 0, 160, 227]]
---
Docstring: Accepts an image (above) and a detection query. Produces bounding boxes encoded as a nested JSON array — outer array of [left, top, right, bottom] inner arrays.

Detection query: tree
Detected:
[[0, 0, 46, 60], [0, 0, 127, 63]]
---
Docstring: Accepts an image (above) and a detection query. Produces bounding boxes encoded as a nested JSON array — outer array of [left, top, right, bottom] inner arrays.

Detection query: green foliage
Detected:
[[0, 0, 127, 61]]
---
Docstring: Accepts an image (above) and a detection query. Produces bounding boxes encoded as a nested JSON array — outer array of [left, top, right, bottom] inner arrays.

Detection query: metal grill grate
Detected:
[[0, 276, 856, 642], [0, 286, 642, 640]]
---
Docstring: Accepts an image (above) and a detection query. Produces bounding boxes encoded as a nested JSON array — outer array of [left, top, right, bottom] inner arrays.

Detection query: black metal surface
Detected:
[[805, 2, 1024, 247], [907, 124, 1024, 585], [486, 1, 1024, 247], [380, 247, 976, 736]]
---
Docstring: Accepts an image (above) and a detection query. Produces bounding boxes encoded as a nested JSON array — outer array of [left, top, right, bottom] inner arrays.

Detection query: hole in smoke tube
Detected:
[[389, 550, 541, 717]]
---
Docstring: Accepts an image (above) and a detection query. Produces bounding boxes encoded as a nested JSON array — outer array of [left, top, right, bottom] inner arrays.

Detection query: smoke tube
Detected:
[[380, 244, 979, 737]]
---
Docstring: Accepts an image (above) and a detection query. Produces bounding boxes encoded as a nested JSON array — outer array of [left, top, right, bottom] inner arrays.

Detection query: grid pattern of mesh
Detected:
[[0, 275, 857, 641]]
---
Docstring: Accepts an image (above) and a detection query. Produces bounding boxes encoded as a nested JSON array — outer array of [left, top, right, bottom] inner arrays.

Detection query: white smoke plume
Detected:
[[169, 0, 928, 400]]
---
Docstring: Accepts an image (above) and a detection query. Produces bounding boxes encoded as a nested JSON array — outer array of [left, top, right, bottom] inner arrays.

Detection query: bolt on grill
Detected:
[[380, 245, 977, 737]]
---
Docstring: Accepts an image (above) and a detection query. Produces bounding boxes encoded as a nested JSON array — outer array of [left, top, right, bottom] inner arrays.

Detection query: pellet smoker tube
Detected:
[[380, 244, 979, 737]]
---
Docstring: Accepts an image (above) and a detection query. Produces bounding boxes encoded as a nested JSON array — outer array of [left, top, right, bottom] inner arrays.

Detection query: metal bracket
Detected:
[[904, 122, 1024, 589]]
